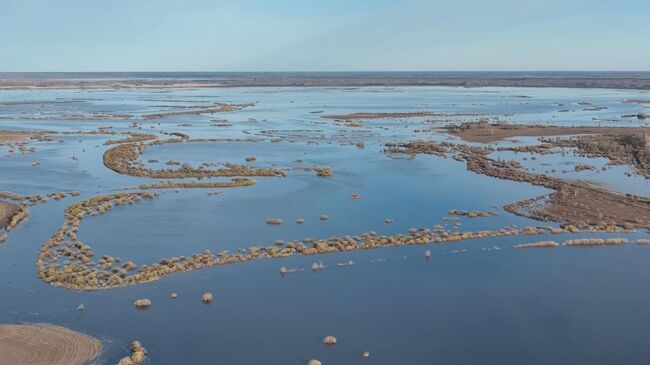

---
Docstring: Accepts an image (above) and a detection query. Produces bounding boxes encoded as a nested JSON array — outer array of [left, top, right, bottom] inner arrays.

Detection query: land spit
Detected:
[[103, 138, 285, 178], [446, 122, 648, 144], [137, 178, 256, 190], [0, 324, 102, 365], [36, 192, 635, 291]]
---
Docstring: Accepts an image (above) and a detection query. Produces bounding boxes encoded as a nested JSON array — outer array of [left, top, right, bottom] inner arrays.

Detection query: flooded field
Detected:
[[1, 85, 650, 364]]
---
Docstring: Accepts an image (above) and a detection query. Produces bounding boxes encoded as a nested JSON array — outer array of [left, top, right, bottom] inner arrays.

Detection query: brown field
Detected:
[[446, 122, 646, 143], [0, 324, 102, 365]]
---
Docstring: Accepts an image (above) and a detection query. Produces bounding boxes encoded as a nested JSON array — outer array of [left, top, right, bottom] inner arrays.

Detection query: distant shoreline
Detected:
[[1, 72, 650, 90]]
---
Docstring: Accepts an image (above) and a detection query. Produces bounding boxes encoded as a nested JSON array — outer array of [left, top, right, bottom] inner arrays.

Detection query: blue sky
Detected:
[[1, 0, 649, 71]]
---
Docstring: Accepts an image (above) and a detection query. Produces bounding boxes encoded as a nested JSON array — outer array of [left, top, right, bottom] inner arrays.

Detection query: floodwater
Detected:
[[1, 86, 650, 365]]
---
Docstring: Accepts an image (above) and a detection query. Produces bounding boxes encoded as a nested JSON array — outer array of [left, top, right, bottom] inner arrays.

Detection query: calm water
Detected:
[[1, 86, 649, 364]]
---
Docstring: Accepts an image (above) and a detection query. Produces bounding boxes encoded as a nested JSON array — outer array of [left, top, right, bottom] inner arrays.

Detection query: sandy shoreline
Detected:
[[1, 75, 650, 90], [0, 324, 102, 365]]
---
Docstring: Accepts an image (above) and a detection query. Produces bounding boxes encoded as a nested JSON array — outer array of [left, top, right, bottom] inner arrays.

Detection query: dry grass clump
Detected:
[[574, 163, 595, 172], [385, 140, 451, 157], [513, 241, 559, 248], [563, 238, 628, 246], [133, 299, 151, 309], [117, 341, 147, 365], [448, 209, 497, 218], [122, 261, 137, 271], [315, 167, 333, 177]]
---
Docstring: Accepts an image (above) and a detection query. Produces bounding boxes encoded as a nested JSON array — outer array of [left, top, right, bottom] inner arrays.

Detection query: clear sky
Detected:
[[1, 0, 649, 72]]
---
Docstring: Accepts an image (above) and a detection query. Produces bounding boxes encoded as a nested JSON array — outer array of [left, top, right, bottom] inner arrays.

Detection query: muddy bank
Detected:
[[0, 324, 102, 365], [446, 121, 646, 144]]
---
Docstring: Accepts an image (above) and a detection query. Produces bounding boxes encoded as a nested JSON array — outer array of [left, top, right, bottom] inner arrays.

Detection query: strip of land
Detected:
[[2, 73, 650, 90], [446, 122, 647, 143], [0, 131, 34, 145]]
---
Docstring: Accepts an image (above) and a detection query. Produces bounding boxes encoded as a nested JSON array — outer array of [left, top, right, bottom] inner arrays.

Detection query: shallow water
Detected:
[[1, 86, 649, 365]]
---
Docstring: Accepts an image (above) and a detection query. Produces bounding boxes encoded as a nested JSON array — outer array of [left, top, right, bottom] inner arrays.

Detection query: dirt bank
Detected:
[[0, 324, 102, 365], [447, 122, 646, 144], [0, 201, 20, 230]]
